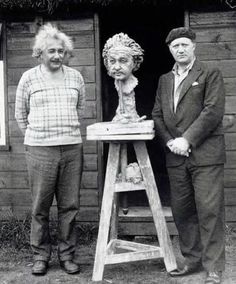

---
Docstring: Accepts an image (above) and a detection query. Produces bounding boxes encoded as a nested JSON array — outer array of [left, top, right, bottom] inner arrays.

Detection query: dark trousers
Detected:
[[167, 160, 225, 272], [25, 144, 83, 262]]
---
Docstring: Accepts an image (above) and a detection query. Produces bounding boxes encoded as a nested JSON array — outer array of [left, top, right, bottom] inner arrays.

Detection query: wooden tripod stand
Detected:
[[87, 121, 177, 282]]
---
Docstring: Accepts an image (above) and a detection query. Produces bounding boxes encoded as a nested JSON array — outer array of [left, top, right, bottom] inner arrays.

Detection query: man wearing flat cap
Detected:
[[152, 27, 225, 284]]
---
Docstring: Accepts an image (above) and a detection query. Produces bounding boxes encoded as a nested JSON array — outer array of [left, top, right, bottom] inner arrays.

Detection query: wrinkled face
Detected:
[[169, 37, 196, 66], [107, 49, 135, 81], [41, 38, 66, 72]]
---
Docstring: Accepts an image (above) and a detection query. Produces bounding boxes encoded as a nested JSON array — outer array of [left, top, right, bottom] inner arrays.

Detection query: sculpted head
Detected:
[[102, 33, 144, 81]]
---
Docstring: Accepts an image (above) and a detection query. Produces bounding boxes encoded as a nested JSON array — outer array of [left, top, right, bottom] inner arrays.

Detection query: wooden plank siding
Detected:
[[190, 11, 236, 223], [2, 10, 236, 236], [0, 16, 101, 222]]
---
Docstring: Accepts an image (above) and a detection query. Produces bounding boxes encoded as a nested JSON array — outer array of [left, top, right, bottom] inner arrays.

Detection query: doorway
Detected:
[[99, 5, 184, 207]]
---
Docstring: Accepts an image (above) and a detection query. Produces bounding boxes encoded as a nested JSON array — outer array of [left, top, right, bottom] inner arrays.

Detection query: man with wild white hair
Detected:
[[15, 23, 85, 275]]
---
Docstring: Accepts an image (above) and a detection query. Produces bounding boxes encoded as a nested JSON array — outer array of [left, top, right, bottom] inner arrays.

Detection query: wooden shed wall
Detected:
[[1, 9, 236, 235], [190, 11, 236, 224], [0, 16, 101, 223]]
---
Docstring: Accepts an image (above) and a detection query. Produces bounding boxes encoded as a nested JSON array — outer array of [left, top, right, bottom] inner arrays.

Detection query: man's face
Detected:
[[107, 49, 135, 81], [41, 38, 65, 72], [169, 37, 196, 66]]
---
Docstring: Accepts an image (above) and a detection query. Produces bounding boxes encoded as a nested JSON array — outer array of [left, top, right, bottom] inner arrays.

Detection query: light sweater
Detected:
[[15, 64, 85, 146]]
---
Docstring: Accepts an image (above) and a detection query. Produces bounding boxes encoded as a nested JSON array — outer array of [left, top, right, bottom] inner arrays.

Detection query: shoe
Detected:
[[60, 260, 80, 274], [205, 271, 221, 284], [169, 263, 200, 277], [31, 260, 48, 275]]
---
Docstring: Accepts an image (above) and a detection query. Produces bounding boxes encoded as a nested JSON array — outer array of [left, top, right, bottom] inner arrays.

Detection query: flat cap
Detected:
[[165, 27, 196, 45]]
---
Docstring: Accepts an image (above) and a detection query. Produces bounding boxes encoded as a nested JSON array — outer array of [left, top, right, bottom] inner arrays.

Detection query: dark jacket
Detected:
[[152, 59, 226, 167]]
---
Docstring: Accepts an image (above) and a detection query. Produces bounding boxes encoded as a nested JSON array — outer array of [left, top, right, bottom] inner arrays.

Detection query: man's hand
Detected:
[[167, 137, 191, 157]]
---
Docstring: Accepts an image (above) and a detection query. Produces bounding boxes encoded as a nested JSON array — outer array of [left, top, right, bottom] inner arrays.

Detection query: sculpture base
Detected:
[[86, 120, 155, 141]]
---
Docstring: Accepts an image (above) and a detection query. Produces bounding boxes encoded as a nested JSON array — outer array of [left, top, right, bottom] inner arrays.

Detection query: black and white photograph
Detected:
[[0, 1, 236, 283]]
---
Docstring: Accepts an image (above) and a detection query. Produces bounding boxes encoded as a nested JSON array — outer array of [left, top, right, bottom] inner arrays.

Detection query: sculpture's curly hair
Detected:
[[32, 23, 73, 58], [102, 33, 144, 72]]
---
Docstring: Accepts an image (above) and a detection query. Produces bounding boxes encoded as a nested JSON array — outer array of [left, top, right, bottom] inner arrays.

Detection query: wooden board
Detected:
[[87, 120, 154, 135], [0, 188, 99, 207], [224, 169, 236, 188], [7, 31, 94, 50], [225, 133, 236, 150], [7, 19, 94, 34], [80, 189, 99, 207], [7, 34, 34, 50], [0, 172, 29, 189], [225, 151, 236, 169], [87, 120, 155, 141], [225, 188, 236, 206], [202, 59, 236, 78], [81, 172, 98, 189], [190, 11, 236, 27], [191, 11, 236, 213], [69, 32, 95, 48], [225, 96, 236, 114], [87, 133, 155, 141], [83, 154, 98, 171], [0, 153, 27, 171], [6, 22, 38, 34], [51, 19, 94, 32], [69, 48, 95, 66], [196, 42, 236, 60], [119, 206, 173, 221], [224, 78, 236, 95], [223, 115, 236, 133], [119, 221, 178, 236], [193, 26, 236, 43], [85, 83, 96, 101]]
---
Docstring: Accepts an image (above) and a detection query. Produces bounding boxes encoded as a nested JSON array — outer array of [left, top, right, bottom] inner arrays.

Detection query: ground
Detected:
[[0, 235, 236, 284]]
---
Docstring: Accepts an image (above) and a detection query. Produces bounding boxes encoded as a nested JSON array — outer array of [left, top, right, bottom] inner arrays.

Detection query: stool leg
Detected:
[[110, 192, 119, 240], [133, 141, 177, 272], [120, 143, 129, 214], [92, 143, 120, 282]]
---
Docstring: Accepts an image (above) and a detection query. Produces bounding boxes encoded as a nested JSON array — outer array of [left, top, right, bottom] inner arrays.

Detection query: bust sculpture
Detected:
[[102, 33, 145, 123]]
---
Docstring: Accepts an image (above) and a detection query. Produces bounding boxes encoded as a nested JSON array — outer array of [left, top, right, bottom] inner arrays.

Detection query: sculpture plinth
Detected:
[[87, 120, 154, 141]]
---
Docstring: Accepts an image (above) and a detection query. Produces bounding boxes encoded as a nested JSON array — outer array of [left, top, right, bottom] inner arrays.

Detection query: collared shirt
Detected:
[[172, 57, 196, 112], [15, 64, 85, 146]]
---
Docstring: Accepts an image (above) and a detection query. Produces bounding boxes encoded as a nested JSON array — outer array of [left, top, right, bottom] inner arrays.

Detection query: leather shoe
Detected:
[[60, 260, 80, 274], [205, 271, 221, 284], [32, 260, 48, 275], [169, 263, 200, 277]]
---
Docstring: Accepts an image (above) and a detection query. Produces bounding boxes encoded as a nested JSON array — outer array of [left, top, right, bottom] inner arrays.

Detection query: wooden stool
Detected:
[[87, 121, 177, 282]]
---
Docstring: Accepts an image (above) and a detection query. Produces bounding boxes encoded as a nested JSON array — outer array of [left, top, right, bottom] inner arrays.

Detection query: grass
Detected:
[[225, 223, 236, 248], [1, 211, 236, 263], [0, 211, 98, 257], [0, 215, 236, 283], [0, 212, 31, 250]]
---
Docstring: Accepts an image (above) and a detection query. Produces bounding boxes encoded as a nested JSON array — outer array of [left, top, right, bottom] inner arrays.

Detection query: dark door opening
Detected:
[[100, 5, 184, 207]]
